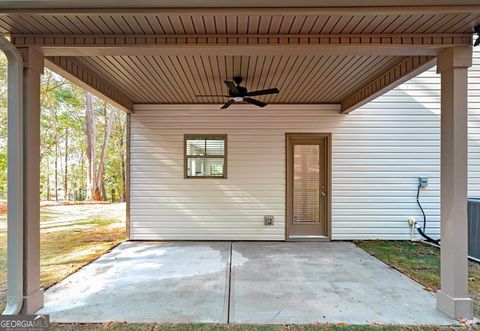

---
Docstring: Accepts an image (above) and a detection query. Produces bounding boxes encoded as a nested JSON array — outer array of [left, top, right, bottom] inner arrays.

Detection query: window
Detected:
[[184, 135, 227, 178]]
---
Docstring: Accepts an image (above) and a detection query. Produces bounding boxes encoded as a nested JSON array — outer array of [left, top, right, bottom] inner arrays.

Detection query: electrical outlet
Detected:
[[418, 177, 428, 188], [264, 215, 274, 226]]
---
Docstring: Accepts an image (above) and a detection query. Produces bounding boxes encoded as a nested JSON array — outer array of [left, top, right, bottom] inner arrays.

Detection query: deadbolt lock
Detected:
[[320, 185, 327, 197]]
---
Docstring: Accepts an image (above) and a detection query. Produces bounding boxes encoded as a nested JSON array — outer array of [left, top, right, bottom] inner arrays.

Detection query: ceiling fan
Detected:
[[195, 76, 279, 109]]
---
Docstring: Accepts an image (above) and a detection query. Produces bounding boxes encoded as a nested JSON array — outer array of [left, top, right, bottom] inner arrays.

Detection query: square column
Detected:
[[18, 47, 44, 314], [436, 46, 473, 320]]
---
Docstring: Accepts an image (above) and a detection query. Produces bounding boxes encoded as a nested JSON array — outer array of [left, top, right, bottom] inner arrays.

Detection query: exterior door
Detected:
[[286, 133, 329, 240]]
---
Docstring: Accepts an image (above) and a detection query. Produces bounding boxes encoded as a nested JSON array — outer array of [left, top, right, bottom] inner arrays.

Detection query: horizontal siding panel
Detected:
[[130, 203, 284, 209], [130, 216, 286, 222], [130, 178, 283, 184], [332, 202, 438, 209], [333, 234, 438, 240], [333, 210, 439, 216], [130, 191, 286, 197], [132, 128, 442, 134], [129, 48, 480, 241], [130, 228, 285, 234], [333, 216, 439, 222], [333, 228, 439, 234], [333, 153, 439, 159], [131, 234, 286, 240], [333, 196, 439, 203], [333, 185, 439, 190], [333, 224, 439, 229], [331, 191, 440, 197], [131, 196, 285, 203], [333, 159, 440, 165], [130, 210, 283, 216]]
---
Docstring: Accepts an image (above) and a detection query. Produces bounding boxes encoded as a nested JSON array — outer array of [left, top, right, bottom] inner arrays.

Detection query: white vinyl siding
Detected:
[[129, 48, 480, 241]]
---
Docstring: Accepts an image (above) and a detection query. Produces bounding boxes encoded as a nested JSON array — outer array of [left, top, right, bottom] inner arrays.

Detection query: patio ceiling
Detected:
[[0, 12, 479, 35], [64, 54, 403, 104], [0, 3, 478, 112]]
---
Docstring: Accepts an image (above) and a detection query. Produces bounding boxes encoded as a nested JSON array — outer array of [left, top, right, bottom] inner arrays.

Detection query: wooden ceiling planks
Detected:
[[69, 54, 405, 104], [1, 13, 480, 35], [6, 8, 475, 108]]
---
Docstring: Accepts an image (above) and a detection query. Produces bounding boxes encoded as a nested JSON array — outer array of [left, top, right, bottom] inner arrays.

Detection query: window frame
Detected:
[[184, 134, 228, 179]]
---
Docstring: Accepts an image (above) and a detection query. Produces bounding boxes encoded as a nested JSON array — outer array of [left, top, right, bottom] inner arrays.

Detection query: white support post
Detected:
[[436, 46, 473, 320], [0, 37, 24, 316], [18, 47, 44, 314]]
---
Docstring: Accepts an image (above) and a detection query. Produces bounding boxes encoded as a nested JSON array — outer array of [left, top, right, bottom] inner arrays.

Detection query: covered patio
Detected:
[[40, 241, 454, 325], [0, 0, 478, 323]]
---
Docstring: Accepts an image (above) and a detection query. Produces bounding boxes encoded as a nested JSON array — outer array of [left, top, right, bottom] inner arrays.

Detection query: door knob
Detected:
[[320, 191, 327, 197]]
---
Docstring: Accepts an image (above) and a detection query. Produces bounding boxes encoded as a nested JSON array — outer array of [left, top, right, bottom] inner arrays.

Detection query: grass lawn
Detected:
[[49, 323, 478, 331], [356, 241, 480, 317], [0, 203, 126, 312]]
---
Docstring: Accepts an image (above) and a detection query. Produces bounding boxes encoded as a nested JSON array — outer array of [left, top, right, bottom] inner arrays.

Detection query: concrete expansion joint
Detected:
[[227, 242, 233, 324], [38, 241, 459, 325]]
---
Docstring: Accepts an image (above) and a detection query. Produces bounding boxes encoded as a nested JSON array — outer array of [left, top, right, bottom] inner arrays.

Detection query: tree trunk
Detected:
[[54, 131, 58, 202], [119, 138, 126, 203], [63, 127, 69, 201], [80, 150, 85, 200], [85, 91, 96, 200], [46, 156, 51, 201], [118, 116, 126, 203], [95, 107, 116, 201]]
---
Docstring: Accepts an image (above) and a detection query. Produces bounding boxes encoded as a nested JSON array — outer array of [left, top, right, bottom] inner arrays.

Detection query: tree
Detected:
[[0, 52, 127, 203], [94, 105, 116, 200], [116, 114, 127, 202], [85, 91, 96, 200]]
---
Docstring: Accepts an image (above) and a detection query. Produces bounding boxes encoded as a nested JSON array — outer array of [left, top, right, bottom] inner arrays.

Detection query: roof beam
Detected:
[[340, 55, 436, 114], [1, 5, 480, 15], [12, 34, 471, 57], [46, 56, 133, 113]]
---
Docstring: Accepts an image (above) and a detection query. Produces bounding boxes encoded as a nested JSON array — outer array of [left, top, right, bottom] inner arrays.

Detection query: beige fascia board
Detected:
[[340, 56, 437, 114], [11, 34, 472, 57], [45, 57, 134, 113], [2, 3, 480, 14]]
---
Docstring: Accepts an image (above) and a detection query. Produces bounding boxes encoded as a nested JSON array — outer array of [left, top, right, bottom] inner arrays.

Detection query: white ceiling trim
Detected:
[[133, 104, 342, 112]]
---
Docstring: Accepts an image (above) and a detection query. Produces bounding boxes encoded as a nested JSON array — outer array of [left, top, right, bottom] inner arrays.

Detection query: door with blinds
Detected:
[[286, 133, 329, 240]]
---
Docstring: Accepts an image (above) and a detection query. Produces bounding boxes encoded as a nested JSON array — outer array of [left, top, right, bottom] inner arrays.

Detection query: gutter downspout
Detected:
[[0, 36, 24, 315]]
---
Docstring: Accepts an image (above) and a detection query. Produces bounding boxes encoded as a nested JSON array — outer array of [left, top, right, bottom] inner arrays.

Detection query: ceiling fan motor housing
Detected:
[[233, 76, 243, 85], [195, 76, 279, 108], [230, 86, 248, 98]]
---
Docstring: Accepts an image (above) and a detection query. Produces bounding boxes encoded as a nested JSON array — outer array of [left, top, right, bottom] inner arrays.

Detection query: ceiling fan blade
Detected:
[[245, 88, 279, 97], [244, 97, 267, 108], [195, 95, 229, 97], [224, 80, 240, 95], [220, 99, 235, 109]]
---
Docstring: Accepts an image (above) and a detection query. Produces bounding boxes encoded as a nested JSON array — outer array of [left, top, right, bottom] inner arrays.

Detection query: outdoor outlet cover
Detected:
[[418, 177, 428, 188], [264, 215, 274, 225]]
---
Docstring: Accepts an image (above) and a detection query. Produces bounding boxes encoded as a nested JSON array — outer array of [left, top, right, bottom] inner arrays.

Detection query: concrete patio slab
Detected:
[[39, 241, 230, 323], [230, 242, 455, 325], [39, 241, 456, 325]]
